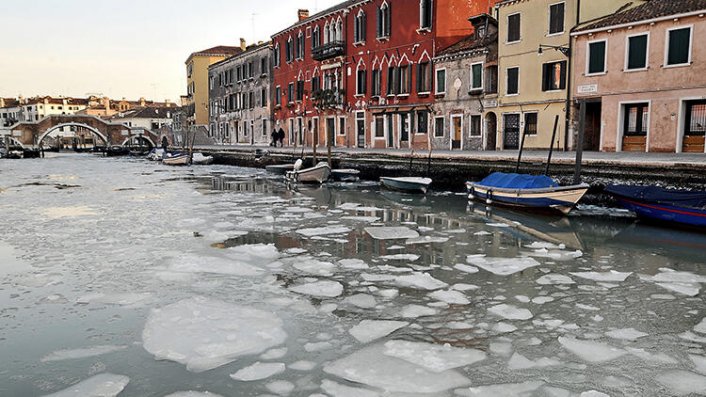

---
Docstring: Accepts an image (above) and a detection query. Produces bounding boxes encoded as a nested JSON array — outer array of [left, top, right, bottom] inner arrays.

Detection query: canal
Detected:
[[1, 153, 705, 396]]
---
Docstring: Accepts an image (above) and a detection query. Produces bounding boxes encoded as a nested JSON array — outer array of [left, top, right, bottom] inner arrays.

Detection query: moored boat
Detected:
[[466, 172, 589, 214], [266, 164, 295, 175], [330, 168, 360, 182], [605, 185, 706, 229], [285, 160, 331, 184], [380, 176, 432, 194], [191, 152, 213, 165], [162, 152, 190, 166]]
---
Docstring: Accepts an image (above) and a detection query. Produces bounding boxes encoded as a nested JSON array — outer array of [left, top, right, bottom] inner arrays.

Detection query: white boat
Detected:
[[191, 152, 213, 165], [162, 153, 190, 166], [380, 176, 432, 194], [146, 148, 165, 161], [266, 164, 295, 175], [285, 160, 331, 184], [330, 168, 360, 182]]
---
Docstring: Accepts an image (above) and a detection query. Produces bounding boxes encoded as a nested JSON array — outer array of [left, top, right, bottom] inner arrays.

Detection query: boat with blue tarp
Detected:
[[465, 172, 589, 214], [605, 185, 706, 229]]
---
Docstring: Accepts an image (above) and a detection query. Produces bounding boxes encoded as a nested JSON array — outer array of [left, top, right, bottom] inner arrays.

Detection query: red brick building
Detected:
[[271, 0, 498, 150]]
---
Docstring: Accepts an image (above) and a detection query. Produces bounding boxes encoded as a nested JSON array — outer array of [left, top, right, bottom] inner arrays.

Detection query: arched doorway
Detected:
[[484, 112, 497, 151]]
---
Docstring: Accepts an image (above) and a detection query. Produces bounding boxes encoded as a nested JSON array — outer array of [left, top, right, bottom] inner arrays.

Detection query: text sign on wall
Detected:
[[577, 84, 598, 94]]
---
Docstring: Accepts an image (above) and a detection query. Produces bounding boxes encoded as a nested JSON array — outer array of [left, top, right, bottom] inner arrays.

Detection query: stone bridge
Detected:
[[6, 114, 159, 148]]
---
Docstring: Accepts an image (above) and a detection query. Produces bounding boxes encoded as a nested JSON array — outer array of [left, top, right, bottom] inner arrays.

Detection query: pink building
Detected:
[[572, 0, 706, 153]]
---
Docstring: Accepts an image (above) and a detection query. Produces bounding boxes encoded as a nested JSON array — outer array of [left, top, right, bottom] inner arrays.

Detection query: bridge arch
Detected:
[[121, 135, 156, 148], [37, 123, 109, 147]]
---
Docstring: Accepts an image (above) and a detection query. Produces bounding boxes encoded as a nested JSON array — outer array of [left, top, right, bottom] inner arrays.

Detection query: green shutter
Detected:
[[668, 27, 690, 65], [588, 41, 606, 74], [627, 35, 648, 69]]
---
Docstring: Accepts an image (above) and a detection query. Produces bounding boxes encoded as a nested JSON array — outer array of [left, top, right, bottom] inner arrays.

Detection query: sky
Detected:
[[0, 0, 341, 103]]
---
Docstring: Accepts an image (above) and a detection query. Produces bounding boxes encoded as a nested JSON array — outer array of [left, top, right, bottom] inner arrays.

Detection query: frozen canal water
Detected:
[[1, 153, 706, 397]]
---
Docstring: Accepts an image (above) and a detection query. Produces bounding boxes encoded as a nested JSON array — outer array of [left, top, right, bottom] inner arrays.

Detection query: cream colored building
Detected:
[[494, 0, 640, 150], [185, 45, 243, 128]]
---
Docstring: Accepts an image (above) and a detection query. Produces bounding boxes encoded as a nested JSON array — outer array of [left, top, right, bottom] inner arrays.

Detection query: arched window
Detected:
[[377, 1, 391, 38], [354, 10, 366, 43], [356, 60, 367, 95], [335, 18, 343, 41], [324, 22, 330, 44], [312, 26, 320, 49], [286, 36, 293, 62], [420, 0, 432, 30]]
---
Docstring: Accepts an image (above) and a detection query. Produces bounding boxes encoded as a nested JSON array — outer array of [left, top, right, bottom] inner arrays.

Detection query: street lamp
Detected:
[[538, 44, 570, 57]]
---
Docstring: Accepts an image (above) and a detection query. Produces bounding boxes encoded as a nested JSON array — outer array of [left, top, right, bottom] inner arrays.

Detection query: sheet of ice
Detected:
[[76, 292, 153, 306], [656, 370, 706, 396], [400, 304, 439, 318], [579, 392, 610, 397], [429, 290, 470, 305], [558, 337, 626, 363], [379, 254, 420, 261], [265, 380, 295, 395], [536, 274, 575, 285], [454, 264, 480, 274], [528, 249, 583, 261], [467, 256, 541, 276], [292, 258, 336, 276], [41, 345, 127, 362], [142, 297, 287, 372], [321, 379, 381, 397], [230, 362, 286, 381], [338, 258, 369, 269], [42, 373, 129, 397], [383, 340, 486, 372], [297, 226, 351, 237], [323, 343, 471, 393], [406, 236, 449, 245], [341, 216, 380, 223], [343, 294, 377, 309], [164, 392, 223, 397], [393, 272, 448, 290], [656, 282, 701, 297], [473, 231, 492, 236], [349, 320, 409, 343], [689, 354, 706, 375], [289, 280, 343, 298], [492, 322, 518, 333], [695, 318, 706, 334], [646, 268, 706, 284], [338, 203, 362, 210], [289, 360, 317, 371], [625, 347, 678, 364], [260, 347, 287, 360], [365, 227, 419, 240], [488, 304, 533, 320], [452, 283, 479, 291], [605, 328, 648, 341], [570, 271, 632, 282], [507, 352, 561, 370], [165, 253, 263, 277], [456, 381, 544, 396], [532, 296, 555, 304]]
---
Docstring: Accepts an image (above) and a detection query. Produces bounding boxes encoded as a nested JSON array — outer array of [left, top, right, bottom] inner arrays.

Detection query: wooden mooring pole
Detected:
[[544, 115, 560, 176], [573, 100, 586, 184]]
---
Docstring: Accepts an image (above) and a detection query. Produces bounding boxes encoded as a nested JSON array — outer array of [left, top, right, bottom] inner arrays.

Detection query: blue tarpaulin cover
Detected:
[[478, 172, 558, 189], [606, 185, 706, 209]]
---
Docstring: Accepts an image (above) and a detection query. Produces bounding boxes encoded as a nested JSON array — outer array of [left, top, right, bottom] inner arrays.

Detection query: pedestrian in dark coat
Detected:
[[277, 128, 285, 147], [270, 129, 277, 147]]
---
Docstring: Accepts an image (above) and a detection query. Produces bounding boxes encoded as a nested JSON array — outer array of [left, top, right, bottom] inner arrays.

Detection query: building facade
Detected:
[[572, 0, 706, 153], [208, 42, 273, 145], [432, 14, 499, 151]]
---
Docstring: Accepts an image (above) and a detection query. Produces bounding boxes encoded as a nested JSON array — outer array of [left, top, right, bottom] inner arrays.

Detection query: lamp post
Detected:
[[537, 44, 570, 56]]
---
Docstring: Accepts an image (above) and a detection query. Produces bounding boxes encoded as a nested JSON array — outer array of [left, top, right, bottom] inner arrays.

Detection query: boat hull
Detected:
[[162, 154, 190, 166], [611, 197, 706, 228], [266, 164, 295, 175], [286, 163, 331, 184], [466, 182, 589, 214], [380, 177, 432, 194], [331, 169, 360, 182]]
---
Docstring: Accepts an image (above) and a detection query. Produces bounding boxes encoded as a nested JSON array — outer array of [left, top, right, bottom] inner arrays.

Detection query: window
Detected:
[[434, 116, 444, 137], [623, 103, 649, 136], [506, 67, 519, 95], [541, 61, 566, 91], [356, 69, 367, 95], [470, 115, 482, 136], [354, 11, 367, 43], [435, 68, 446, 94], [485, 65, 498, 94], [507, 13, 521, 43], [417, 62, 431, 93], [286, 37, 293, 62], [587, 41, 606, 75], [249, 61, 255, 78], [399, 65, 410, 95], [666, 26, 691, 66], [312, 26, 320, 49], [685, 100, 706, 136], [626, 34, 648, 70], [261, 89, 267, 106], [470, 63, 483, 92], [260, 57, 267, 76], [377, 2, 391, 39], [375, 116, 385, 137], [287, 83, 294, 103], [274, 44, 280, 67], [296, 32, 304, 60], [262, 119, 268, 137], [416, 110, 428, 133], [387, 66, 397, 95], [312, 75, 320, 93], [549, 2, 565, 35], [523, 113, 537, 135], [339, 117, 346, 135], [296, 80, 305, 101], [372, 69, 382, 96], [420, 0, 432, 30]]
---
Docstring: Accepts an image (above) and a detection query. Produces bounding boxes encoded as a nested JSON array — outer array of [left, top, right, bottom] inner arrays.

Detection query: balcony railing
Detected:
[[312, 41, 346, 61]]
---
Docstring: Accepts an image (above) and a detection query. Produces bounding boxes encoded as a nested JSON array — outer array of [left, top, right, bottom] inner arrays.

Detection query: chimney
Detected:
[[240, 38, 247, 51], [298, 9, 309, 21]]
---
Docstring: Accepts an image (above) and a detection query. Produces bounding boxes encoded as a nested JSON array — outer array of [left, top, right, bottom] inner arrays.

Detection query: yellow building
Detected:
[[185, 45, 243, 128], [494, 0, 641, 151]]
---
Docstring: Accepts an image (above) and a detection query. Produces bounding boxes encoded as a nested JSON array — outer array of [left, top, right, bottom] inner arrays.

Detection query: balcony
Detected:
[[312, 41, 345, 61]]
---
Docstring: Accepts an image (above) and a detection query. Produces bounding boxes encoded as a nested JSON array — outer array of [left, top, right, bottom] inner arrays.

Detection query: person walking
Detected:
[[270, 129, 277, 147], [277, 127, 285, 147]]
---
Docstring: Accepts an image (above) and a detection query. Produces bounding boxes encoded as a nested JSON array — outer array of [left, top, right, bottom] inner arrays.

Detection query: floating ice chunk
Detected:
[[338, 203, 362, 210], [406, 236, 449, 245], [656, 370, 706, 396], [265, 380, 295, 395], [486, 222, 510, 228], [76, 292, 153, 306], [452, 283, 479, 291], [142, 297, 287, 372], [570, 271, 632, 282], [467, 256, 541, 276], [400, 304, 439, 318], [579, 391, 610, 397], [393, 272, 447, 290], [558, 337, 626, 363], [454, 264, 480, 274], [507, 352, 560, 370], [488, 304, 533, 320], [379, 254, 420, 261], [656, 282, 700, 296], [289, 280, 343, 298], [323, 343, 471, 393], [41, 345, 127, 362], [473, 230, 492, 236], [489, 342, 514, 357], [166, 253, 263, 277], [448, 322, 474, 329], [625, 347, 678, 364], [695, 318, 706, 334], [285, 248, 307, 254], [349, 320, 408, 343], [338, 258, 369, 269], [164, 392, 223, 397], [536, 274, 575, 285], [492, 322, 518, 333], [304, 341, 333, 352], [42, 373, 129, 397], [321, 379, 381, 397], [429, 290, 470, 305], [365, 227, 419, 240], [525, 242, 563, 249], [528, 248, 583, 261], [297, 226, 351, 237], [647, 268, 706, 284], [515, 295, 530, 303], [456, 381, 544, 396], [343, 294, 377, 309], [342, 216, 381, 223], [383, 340, 486, 372], [260, 347, 287, 360], [576, 303, 600, 311], [292, 258, 336, 277], [605, 328, 648, 341], [289, 360, 317, 371], [681, 331, 706, 343], [231, 362, 285, 381], [532, 296, 555, 304], [690, 354, 706, 375], [361, 273, 396, 282]]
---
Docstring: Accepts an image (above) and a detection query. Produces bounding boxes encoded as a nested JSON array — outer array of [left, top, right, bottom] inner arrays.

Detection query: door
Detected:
[[584, 102, 602, 151], [485, 112, 497, 150], [683, 100, 706, 153], [297, 118, 304, 146], [326, 117, 336, 148], [386, 114, 394, 148], [400, 114, 410, 146], [356, 112, 365, 148], [451, 115, 462, 149], [503, 114, 520, 149]]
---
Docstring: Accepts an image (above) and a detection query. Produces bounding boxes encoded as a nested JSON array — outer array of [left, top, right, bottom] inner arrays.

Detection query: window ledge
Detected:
[[353, 41, 366, 46], [546, 31, 564, 37], [416, 27, 432, 34], [505, 93, 519, 97], [397, 94, 410, 98], [468, 89, 483, 95], [354, 94, 365, 98], [623, 67, 648, 73], [585, 72, 607, 77], [418, 92, 430, 98], [435, 92, 446, 98], [376, 36, 390, 42], [506, 40, 521, 45], [663, 62, 692, 69]]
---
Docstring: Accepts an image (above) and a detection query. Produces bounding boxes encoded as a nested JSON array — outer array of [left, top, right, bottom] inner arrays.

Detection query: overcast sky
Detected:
[[0, 0, 341, 103]]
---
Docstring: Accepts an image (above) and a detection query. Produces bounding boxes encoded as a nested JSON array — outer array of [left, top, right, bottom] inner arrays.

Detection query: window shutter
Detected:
[[354, 16, 359, 42], [668, 28, 690, 65], [362, 70, 367, 94], [559, 61, 567, 89], [377, 8, 382, 37], [627, 35, 647, 69], [362, 13, 366, 41], [588, 42, 605, 74], [416, 64, 422, 93], [387, 4, 392, 37]]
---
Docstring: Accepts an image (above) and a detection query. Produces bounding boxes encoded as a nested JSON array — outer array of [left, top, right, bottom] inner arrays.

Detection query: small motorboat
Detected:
[[466, 172, 589, 214], [146, 148, 165, 161], [380, 176, 432, 194], [285, 160, 331, 184], [266, 164, 295, 175], [105, 145, 130, 156], [162, 152, 190, 166], [330, 168, 360, 182], [191, 152, 214, 165], [605, 185, 706, 229]]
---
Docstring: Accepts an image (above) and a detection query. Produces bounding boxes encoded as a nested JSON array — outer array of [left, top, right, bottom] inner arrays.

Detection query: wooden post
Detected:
[[515, 128, 526, 173], [312, 119, 318, 164], [544, 115, 560, 176], [573, 100, 586, 185]]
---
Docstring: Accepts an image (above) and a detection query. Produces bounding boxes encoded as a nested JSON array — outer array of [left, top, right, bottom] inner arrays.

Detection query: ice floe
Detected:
[[507, 352, 561, 370], [42, 373, 129, 397], [558, 337, 626, 363], [343, 293, 377, 309], [383, 340, 486, 372], [338, 258, 369, 269], [488, 304, 533, 320], [365, 227, 419, 240], [165, 253, 263, 277], [291, 258, 336, 276], [349, 320, 408, 343], [454, 263, 480, 274], [393, 272, 448, 290], [142, 297, 287, 372], [695, 318, 706, 334], [379, 254, 420, 261], [265, 379, 295, 395], [570, 271, 632, 282], [405, 236, 449, 245], [320, 379, 381, 397], [467, 256, 541, 276], [288, 280, 343, 298], [456, 380, 544, 396], [605, 328, 648, 341], [230, 362, 286, 381], [400, 304, 439, 318], [429, 289, 470, 305], [289, 360, 317, 371], [536, 274, 575, 285], [656, 370, 706, 395], [41, 345, 127, 362]]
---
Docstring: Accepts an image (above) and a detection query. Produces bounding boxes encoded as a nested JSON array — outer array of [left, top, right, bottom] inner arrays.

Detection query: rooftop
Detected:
[[577, 0, 706, 32]]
